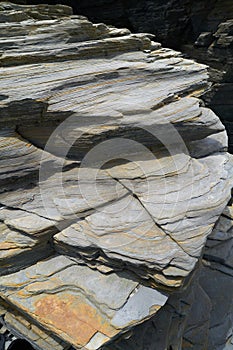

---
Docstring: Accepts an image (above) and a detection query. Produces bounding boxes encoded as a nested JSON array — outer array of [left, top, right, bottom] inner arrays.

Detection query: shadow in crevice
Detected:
[[7, 339, 35, 350]]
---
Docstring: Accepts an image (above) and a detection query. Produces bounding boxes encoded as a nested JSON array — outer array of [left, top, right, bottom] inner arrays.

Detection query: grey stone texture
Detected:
[[0, 2, 232, 350]]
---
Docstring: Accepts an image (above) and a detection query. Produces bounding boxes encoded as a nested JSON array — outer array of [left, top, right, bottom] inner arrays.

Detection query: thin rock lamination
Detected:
[[0, 3, 232, 350]]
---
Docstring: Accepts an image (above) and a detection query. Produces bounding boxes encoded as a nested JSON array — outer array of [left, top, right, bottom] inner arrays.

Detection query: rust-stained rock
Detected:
[[0, 255, 168, 349]]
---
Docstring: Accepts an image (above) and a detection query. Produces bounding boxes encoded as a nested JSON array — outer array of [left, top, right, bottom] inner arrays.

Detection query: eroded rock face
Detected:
[[0, 3, 232, 350], [104, 204, 233, 350], [20, 0, 232, 156], [20, 0, 230, 49], [70, 0, 233, 155]]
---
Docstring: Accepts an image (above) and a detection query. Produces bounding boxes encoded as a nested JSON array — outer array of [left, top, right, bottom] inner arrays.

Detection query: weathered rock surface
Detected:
[[102, 203, 233, 350], [1, 255, 169, 349], [56, 0, 233, 154], [38, 0, 233, 50], [0, 3, 232, 350]]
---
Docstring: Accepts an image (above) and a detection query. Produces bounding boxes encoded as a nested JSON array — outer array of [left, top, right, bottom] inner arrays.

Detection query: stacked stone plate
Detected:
[[0, 3, 232, 350]]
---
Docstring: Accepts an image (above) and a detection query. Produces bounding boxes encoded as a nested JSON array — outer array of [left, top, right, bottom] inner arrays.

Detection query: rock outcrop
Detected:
[[74, 0, 233, 154], [70, 0, 233, 155], [25, 0, 232, 155], [0, 3, 232, 350], [104, 203, 233, 350], [192, 19, 233, 154]]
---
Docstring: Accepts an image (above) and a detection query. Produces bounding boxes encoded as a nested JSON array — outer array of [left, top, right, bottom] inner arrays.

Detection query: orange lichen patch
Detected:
[[34, 293, 117, 347]]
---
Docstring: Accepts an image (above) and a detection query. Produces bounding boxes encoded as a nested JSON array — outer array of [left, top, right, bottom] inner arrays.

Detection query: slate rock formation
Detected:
[[76, 0, 233, 155], [0, 3, 232, 350], [27, 0, 232, 155], [102, 203, 233, 350]]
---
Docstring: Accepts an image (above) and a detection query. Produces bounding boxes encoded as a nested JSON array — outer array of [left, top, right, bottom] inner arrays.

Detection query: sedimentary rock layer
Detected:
[[56, 0, 233, 154], [0, 3, 232, 350], [102, 203, 233, 350]]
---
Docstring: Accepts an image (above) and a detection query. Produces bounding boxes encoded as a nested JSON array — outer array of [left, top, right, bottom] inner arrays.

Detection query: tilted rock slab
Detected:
[[0, 3, 232, 350], [102, 203, 233, 350]]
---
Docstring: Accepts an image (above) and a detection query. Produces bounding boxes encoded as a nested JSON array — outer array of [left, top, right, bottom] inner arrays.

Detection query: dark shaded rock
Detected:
[[195, 32, 214, 47], [7, 339, 35, 350], [4, 0, 232, 49]]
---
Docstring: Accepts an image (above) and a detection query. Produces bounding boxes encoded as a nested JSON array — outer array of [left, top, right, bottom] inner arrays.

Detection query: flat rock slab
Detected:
[[0, 255, 168, 349]]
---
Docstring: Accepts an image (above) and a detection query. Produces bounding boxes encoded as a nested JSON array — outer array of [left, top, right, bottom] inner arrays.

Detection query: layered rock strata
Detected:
[[33, 0, 233, 154], [0, 3, 232, 350], [102, 203, 233, 350], [73, 0, 233, 154], [193, 19, 233, 153]]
